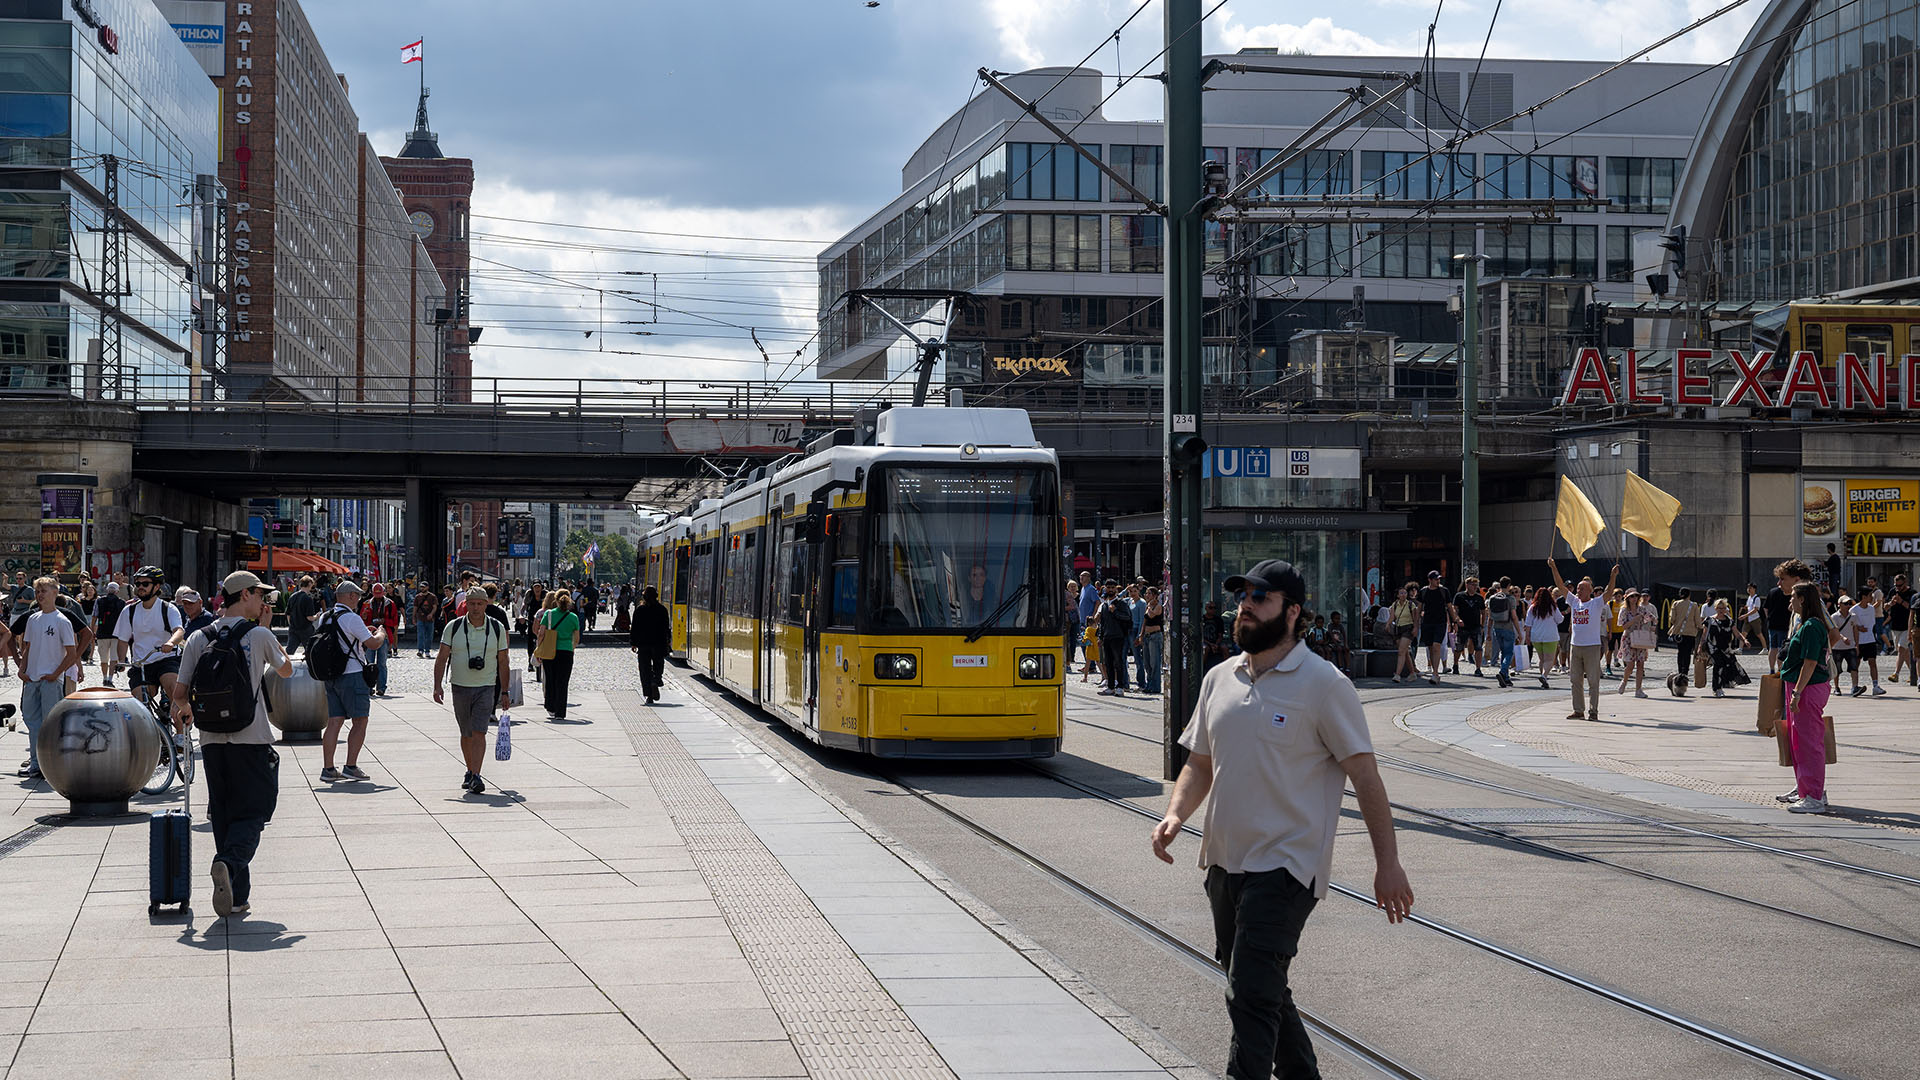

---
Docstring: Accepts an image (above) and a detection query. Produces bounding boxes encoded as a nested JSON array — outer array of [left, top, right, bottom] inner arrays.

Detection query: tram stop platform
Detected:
[[0, 678, 1193, 1080], [1397, 670, 1920, 857]]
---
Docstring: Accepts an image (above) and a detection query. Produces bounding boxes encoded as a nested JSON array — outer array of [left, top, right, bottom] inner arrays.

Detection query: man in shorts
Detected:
[[1887, 574, 1914, 686], [1417, 571, 1450, 684], [433, 587, 510, 795], [317, 579, 384, 783], [1451, 577, 1487, 677], [114, 567, 184, 711]]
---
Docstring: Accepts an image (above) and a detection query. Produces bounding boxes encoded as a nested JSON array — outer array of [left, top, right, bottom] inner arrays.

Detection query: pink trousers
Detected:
[[1788, 681, 1831, 801]]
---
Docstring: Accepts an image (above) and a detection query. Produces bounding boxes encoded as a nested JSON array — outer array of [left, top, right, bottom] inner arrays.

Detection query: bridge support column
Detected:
[[405, 478, 447, 588]]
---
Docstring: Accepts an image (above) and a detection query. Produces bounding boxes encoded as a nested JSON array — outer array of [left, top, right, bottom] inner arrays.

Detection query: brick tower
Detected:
[[381, 89, 474, 401]]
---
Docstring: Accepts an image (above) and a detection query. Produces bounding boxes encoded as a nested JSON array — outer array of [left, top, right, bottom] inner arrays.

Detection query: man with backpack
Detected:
[[307, 579, 385, 783], [169, 570, 290, 917]]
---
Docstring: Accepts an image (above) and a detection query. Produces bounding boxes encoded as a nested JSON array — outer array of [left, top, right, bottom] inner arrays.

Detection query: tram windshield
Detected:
[[869, 466, 1060, 632]]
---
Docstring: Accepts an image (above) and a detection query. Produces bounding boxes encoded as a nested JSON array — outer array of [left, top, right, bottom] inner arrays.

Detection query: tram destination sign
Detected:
[[1560, 348, 1920, 410]]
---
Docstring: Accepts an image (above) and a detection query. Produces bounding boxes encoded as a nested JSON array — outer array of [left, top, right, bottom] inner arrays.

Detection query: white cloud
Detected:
[[1219, 16, 1398, 56], [460, 179, 855, 390]]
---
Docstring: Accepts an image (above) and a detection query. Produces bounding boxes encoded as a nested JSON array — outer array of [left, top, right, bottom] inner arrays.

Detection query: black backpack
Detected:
[[188, 620, 261, 733], [306, 608, 353, 680]]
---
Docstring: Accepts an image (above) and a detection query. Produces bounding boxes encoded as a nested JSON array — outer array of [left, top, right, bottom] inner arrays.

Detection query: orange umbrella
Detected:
[[246, 547, 351, 575]]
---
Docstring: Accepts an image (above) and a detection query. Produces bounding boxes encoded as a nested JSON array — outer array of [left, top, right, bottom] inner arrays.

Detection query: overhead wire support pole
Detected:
[[1457, 253, 1488, 584], [1162, 0, 1206, 782], [976, 68, 1167, 215]]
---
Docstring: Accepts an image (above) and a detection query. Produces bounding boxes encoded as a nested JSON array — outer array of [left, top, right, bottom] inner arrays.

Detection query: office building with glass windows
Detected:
[[0, 0, 216, 395], [816, 55, 1715, 401]]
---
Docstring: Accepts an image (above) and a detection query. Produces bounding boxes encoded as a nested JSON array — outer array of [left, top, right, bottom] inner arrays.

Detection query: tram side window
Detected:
[[829, 562, 859, 628], [778, 526, 807, 624], [1845, 324, 1893, 361], [690, 542, 715, 609], [673, 547, 690, 605], [723, 530, 762, 618]]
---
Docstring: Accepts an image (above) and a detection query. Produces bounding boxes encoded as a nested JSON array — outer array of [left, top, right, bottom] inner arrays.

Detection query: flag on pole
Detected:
[[1621, 472, 1683, 551], [401, 39, 423, 64], [583, 541, 598, 573], [1554, 475, 1607, 562]]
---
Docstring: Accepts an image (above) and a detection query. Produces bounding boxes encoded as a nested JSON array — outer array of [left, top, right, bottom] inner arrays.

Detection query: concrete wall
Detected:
[[0, 403, 138, 577]]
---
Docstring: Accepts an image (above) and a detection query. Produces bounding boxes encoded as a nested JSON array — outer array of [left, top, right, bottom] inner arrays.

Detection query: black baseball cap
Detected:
[[1223, 560, 1307, 605], [1427, 570, 1442, 579]]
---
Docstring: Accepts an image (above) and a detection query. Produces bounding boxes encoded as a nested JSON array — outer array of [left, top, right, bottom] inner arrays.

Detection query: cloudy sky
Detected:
[[303, 0, 1762, 390]]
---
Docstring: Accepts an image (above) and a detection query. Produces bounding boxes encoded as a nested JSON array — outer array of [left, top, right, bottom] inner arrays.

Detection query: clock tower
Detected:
[[381, 88, 476, 401]]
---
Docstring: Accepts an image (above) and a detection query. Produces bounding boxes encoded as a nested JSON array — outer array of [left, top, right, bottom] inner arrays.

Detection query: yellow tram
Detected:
[[640, 406, 1064, 758], [637, 515, 692, 661]]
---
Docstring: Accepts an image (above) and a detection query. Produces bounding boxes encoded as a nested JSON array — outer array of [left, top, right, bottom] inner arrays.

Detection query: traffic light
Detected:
[[1659, 227, 1687, 278], [1169, 432, 1208, 468]]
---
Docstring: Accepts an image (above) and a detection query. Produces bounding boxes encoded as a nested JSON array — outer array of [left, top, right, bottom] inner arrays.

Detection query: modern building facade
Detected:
[[0, 0, 216, 395], [183, 0, 435, 401], [382, 91, 474, 402], [1674, 0, 1920, 303], [817, 54, 1716, 403]]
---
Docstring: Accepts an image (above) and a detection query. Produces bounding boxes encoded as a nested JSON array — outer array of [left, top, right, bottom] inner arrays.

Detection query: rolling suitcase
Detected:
[[149, 768, 191, 915]]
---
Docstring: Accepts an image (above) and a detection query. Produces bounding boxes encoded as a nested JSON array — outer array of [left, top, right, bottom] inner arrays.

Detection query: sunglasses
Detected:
[[1233, 588, 1270, 604]]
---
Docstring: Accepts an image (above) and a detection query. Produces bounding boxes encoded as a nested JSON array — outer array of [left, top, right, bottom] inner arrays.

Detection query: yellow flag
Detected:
[[1621, 471, 1683, 551], [1555, 475, 1607, 562]]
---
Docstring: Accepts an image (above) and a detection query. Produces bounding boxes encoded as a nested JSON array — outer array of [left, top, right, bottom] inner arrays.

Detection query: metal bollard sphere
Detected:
[[36, 687, 163, 817], [265, 661, 328, 741]]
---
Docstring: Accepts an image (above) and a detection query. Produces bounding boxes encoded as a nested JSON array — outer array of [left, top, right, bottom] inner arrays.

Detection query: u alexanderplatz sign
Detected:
[[1560, 348, 1920, 410]]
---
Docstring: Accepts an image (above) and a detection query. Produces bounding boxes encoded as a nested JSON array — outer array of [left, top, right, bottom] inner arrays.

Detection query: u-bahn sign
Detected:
[[1561, 348, 1920, 410]]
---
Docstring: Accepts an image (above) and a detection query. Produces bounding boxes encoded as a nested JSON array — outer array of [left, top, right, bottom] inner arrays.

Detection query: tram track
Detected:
[[1068, 685, 1920, 889], [1021, 762, 1848, 1080]]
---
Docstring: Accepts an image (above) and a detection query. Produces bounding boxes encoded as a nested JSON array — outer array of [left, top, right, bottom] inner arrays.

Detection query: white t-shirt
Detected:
[[1846, 604, 1877, 648], [176, 617, 288, 745], [114, 599, 182, 665], [23, 608, 76, 681], [319, 604, 375, 674], [1567, 595, 1610, 647], [1177, 645, 1373, 899], [1522, 611, 1560, 644]]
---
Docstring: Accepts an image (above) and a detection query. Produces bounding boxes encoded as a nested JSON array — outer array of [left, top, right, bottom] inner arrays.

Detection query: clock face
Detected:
[[409, 210, 434, 238]]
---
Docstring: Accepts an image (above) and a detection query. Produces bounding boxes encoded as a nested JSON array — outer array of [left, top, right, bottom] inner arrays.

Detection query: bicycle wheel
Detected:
[[140, 717, 176, 795]]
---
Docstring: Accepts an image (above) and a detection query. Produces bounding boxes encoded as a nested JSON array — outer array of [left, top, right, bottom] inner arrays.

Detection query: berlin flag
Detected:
[[401, 39, 422, 64]]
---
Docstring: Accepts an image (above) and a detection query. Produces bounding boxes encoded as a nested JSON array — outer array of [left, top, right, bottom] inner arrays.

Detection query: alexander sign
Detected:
[[1561, 348, 1920, 410]]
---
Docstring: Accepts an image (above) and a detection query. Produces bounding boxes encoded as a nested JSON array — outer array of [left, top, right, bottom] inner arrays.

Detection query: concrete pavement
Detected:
[[0, 666, 1185, 1080]]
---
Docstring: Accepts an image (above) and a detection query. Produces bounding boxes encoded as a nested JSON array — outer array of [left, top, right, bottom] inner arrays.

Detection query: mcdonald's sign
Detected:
[[1853, 533, 1920, 556]]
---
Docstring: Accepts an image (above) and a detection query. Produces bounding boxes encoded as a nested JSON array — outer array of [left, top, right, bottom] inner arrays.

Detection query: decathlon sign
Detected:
[[1560, 348, 1920, 411]]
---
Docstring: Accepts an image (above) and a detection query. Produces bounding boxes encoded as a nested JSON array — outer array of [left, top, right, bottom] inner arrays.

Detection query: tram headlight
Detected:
[[1017, 654, 1055, 680], [874, 653, 918, 680]]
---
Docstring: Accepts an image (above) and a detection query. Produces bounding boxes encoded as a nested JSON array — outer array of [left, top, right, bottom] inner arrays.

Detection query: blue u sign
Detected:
[[1205, 447, 1271, 479]]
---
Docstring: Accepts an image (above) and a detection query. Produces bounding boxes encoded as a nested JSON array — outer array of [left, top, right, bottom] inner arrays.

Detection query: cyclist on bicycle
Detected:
[[115, 567, 184, 710]]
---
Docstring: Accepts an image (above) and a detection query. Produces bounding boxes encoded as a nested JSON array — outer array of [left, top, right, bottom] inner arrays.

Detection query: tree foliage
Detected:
[[558, 528, 635, 583]]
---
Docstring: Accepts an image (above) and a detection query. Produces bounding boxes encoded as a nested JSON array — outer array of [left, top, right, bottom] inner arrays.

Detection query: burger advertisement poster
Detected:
[[1802, 483, 1840, 539], [1845, 480, 1919, 536]]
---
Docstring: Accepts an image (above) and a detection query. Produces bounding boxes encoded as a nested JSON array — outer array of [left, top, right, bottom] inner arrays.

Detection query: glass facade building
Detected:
[[1711, 0, 1920, 300], [0, 0, 216, 393]]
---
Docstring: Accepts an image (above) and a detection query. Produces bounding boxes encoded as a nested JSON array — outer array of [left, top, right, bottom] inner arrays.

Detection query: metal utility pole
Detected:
[[1457, 253, 1486, 583], [1163, 0, 1207, 780], [99, 155, 127, 399]]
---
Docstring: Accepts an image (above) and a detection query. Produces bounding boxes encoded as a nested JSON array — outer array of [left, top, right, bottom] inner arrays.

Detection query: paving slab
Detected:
[[0, 650, 1179, 1079]]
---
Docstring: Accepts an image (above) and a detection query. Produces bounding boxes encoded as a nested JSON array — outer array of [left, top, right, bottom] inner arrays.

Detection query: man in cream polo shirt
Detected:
[[1153, 559, 1414, 1080]]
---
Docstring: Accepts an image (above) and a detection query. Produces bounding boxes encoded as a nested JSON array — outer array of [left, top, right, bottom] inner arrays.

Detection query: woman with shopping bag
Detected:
[[1777, 583, 1836, 814], [536, 590, 581, 721]]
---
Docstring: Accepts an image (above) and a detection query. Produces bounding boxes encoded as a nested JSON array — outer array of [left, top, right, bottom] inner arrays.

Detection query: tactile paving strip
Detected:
[[616, 692, 955, 1080]]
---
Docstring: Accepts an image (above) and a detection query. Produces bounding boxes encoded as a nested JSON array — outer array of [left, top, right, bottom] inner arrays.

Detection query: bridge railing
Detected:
[[0, 368, 932, 422]]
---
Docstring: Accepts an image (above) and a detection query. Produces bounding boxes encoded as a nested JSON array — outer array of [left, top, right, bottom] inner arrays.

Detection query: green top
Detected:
[[1779, 618, 1830, 685], [441, 615, 507, 688], [540, 608, 580, 652]]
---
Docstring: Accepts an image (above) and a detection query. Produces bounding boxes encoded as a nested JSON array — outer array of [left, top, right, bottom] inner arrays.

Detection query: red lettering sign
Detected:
[[1561, 347, 1617, 405], [1673, 349, 1714, 405], [1905, 355, 1920, 410], [1721, 350, 1775, 408], [1839, 353, 1887, 410], [1778, 350, 1832, 408], [1623, 349, 1661, 405], [98, 25, 117, 54]]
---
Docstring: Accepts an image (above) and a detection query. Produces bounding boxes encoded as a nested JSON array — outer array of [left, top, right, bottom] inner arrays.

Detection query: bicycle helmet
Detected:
[[132, 566, 165, 583]]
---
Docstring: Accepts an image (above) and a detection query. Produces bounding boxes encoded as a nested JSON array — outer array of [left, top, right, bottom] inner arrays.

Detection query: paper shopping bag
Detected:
[[1757, 675, 1783, 736]]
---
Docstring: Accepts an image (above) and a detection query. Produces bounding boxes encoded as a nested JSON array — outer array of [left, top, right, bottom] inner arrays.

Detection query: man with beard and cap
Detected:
[[1152, 560, 1414, 1080]]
